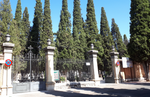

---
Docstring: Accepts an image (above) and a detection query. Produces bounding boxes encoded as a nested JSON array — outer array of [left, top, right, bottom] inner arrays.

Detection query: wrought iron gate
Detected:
[[12, 45, 46, 94], [54, 58, 91, 81]]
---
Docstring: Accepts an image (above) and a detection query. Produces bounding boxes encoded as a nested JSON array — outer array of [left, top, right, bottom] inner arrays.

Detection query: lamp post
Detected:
[[112, 45, 115, 52], [5, 33, 10, 42], [47, 39, 51, 46], [91, 43, 94, 50]]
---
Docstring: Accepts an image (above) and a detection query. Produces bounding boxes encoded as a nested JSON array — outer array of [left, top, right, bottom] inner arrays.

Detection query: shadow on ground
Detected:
[[123, 82, 150, 86], [41, 87, 150, 97]]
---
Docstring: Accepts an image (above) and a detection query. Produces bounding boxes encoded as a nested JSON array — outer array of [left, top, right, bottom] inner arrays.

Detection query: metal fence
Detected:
[[11, 48, 46, 93]]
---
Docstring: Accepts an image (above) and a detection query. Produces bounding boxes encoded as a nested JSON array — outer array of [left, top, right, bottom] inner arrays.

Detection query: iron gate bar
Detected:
[[28, 45, 33, 92]]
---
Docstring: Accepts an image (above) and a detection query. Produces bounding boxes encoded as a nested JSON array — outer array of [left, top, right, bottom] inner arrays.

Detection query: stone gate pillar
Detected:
[[1, 42, 14, 96], [110, 46, 120, 84], [88, 44, 100, 85], [44, 45, 55, 90]]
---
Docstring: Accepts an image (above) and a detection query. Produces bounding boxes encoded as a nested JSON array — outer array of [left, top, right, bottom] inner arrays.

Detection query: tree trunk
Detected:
[[79, 70, 82, 81]]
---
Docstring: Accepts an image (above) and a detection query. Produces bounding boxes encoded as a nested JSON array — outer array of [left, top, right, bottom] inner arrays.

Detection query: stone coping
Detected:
[[44, 46, 55, 51], [88, 50, 98, 54], [110, 51, 119, 55], [3, 43, 15, 47]]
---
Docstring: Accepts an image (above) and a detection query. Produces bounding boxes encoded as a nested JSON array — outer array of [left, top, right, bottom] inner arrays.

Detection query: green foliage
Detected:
[[0, 0, 13, 52], [29, 0, 43, 54], [15, 0, 27, 55], [40, 0, 53, 57], [60, 76, 65, 82], [9, 19, 21, 56], [95, 34, 104, 70], [123, 34, 128, 47], [111, 18, 129, 58], [100, 7, 113, 72], [22, 7, 30, 53], [9, 20, 27, 81], [85, 0, 99, 48], [14, 0, 22, 26], [72, 0, 87, 71], [56, 0, 73, 71], [128, 0, 150, 62]]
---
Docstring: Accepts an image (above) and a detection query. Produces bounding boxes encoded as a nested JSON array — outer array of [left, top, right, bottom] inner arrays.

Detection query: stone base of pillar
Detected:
[[139, 77, 146, 82], [114, 78, 121, 84], [46, 82, 55, 91], [0, 85, 13, 96], [92, 79, 100, 86]]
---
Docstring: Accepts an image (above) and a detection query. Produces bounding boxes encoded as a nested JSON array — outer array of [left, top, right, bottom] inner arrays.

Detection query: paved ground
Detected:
[[9, 82, 150, 97]]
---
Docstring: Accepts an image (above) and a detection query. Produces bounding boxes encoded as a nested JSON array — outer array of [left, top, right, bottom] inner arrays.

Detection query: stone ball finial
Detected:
[[91, 43, 94, 50], [112, 45, 115, 52]]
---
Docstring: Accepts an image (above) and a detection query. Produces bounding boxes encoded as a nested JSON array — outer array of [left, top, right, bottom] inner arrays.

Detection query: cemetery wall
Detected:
[[120, 62, 148, 81]]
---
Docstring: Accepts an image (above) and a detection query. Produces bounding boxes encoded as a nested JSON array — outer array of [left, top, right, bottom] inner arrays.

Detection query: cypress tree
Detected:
[[9, 19, 21, 56], [123, 34, 128, 46], [15, 0, 26, 55], [128, 0, 150, 80], [73, 0, 86, 71], [95, 34, 104, 70], [40, 0, 53, 57], [100, 7, 113, 73], [22, 7, 30, 53], [56, 0, 73, 73], [82, 18, 86, 35], [14, 0, 22, 26], [72, 0, 87, 80], [0, 0, 13, 45], [111, 18, 128, 58], [29, 0, 43, 54], [86, 0, 99, 48]]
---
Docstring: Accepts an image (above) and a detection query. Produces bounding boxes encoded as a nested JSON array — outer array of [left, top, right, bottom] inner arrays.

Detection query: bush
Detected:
[[60, 76, 65, 82]]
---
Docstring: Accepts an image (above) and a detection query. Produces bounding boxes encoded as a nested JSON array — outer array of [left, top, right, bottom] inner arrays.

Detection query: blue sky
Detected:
[[10, 0, 131, 40]]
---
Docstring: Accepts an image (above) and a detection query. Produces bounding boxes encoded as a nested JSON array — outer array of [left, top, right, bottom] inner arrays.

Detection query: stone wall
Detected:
[[120, 62, 148, 81]]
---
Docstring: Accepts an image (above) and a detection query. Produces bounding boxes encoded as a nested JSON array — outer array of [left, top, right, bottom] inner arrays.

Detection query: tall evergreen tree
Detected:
[[22, 7, 30, 53], [95, 34, 104, 70], [14, 0, 27, 55], [9, 19, 21, 56], [0, 0, 13, 46], [72, 0, 86, 71], [29, 0, 43, 54], [14, 0, 22, 26], [56, 0, 73, 73], [123, 34, 128, 46], [40, 0, 53, 57], [111, 18, 128, 58], [100, 7, 113, 73], [85, 0, 99, 48], [128, 0, 150, 80]]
